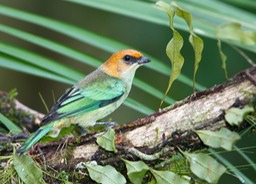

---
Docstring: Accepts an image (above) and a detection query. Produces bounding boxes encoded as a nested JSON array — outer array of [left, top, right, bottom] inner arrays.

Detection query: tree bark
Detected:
[[1, 66, 255, 182]]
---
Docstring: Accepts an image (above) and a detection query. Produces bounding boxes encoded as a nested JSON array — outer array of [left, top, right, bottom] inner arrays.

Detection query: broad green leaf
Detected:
[[183, 152, 226, 183], [0, 113, 22, 135], [225, 105, 254, 126], [156, 1, 184, 106], [195, 128, 240, 151], [13, 154, 45, 184], [171, 2, 204, 91], [217, 22, 256, 45], [122, 159, 149, 184], [150, 169, 189, 184], [96, 128, 117, 153], [86, 164, 126, 184]]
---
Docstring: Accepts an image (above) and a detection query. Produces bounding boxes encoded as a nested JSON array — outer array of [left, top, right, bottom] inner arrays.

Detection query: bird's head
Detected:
[[101, 49, 151, 82]]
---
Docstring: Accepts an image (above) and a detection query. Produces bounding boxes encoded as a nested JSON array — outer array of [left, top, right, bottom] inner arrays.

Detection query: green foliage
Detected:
[[96, 128, 117, 153], [225, 105, 254, 126], [0, 0, 256, 183], [85, 163, 126, 184], [0, 89, 23, 134], [0, 113, 22, 135], [216, 22, 256, 78], [156, 1, 204, 105], [171, 2, 204, 90], [13, 154, 45, 184], [150, 169, 189, 184], [181, 151, 226, 183], [122, 159, 149, 184], [195, 128, 241, 151], [217, 39, 228, 79], [217, 22, 256, 45], [122, 159, 189, 184]]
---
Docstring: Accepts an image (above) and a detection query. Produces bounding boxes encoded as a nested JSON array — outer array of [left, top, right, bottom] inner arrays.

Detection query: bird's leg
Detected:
[[95, 121, 119, 131], [77, 125, 88, 135], [77, 122, 118, 135], [95, 121, 118, 127]]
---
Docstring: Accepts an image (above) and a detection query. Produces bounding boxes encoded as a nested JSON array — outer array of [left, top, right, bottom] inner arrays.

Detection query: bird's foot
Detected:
[[78, 122, 119, 135]]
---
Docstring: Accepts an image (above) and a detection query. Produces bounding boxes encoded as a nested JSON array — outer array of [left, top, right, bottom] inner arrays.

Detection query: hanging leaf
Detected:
[[96, 128, 117, 153], [86, 164, 126, 184], [156, 1, 184, 106], [182, 151, 226, 183], [217, 22, 256, 45], [122, 159, 149, 184], [171, 2, 204, 91], [217, 39, 228, 79], [150, 169, 189, 184], [13, 154, 45, 184], [225, 105, 254, 126], [195, 128, 240, 151]]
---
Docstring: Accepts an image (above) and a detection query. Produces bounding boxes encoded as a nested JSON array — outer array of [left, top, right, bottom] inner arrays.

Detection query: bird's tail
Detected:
[[16, 125, 53, 154]]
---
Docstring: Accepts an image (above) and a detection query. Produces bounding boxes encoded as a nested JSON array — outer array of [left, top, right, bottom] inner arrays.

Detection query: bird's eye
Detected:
[[124, 55, 131, 61]]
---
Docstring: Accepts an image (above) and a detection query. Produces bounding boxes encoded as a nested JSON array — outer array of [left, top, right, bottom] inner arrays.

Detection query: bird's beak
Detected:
[[137, 56, 151, 65]]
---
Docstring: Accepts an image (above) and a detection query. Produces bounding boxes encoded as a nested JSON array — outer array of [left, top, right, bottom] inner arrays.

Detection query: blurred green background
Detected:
[[0, 0, 255, 183]]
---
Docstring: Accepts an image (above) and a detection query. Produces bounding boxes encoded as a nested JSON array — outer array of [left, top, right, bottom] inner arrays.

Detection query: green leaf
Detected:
[[182, 152, 226, 183], [156, 1, 184, 106], [0, 4, 205, 92], [195, 128, 240, 151], [86, 164, 126, 184], [225, 105, 254, 126], [209, 148, 255, 184], [216, 22, 256, 78], [0, 42, 82, 82], [13, 154, 45, 184], [217, 39, 228, 79], [0, 113, 22, 135], [122, 159, 149, 184], [96, 128, 117, 153], [171, 2, 204, 91], [150, 169, 189, 184], [0, 53, 74, 85], [217, 22, 256, 45]]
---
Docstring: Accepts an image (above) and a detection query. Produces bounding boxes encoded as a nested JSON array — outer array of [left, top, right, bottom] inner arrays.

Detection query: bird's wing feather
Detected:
[[42, 77, 126, 124]]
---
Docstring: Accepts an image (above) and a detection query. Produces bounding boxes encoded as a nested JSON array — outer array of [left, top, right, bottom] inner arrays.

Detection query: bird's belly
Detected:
[[74, 99, 123, 128]]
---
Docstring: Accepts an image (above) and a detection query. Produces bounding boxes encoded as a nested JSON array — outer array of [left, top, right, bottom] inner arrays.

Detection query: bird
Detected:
[[16, 49, 151, 154]]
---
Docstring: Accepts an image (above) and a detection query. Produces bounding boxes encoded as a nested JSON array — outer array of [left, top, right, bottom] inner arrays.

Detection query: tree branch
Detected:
[[1, 66, 255, 182]]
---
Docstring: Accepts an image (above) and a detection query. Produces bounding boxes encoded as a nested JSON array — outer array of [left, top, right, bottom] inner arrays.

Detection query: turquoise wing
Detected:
[[42, 77, 126, 124]]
